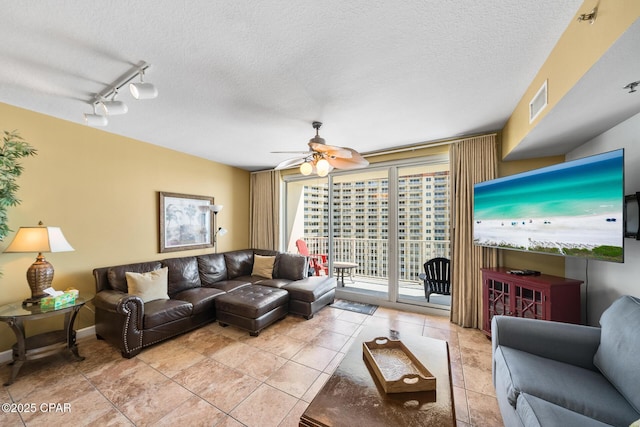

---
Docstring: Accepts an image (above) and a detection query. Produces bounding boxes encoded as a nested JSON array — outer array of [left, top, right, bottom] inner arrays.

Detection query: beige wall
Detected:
[[0, 102, 250, 351], [502, 0, 640, 156]]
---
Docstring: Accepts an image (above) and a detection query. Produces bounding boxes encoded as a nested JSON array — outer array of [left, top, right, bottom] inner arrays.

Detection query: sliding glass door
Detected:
[[283, 154, 450, 309], [396, 164, 451, 306], [331, 168, 390, 298]]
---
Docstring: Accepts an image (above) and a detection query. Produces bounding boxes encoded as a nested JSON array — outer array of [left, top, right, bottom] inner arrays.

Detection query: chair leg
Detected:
[[424, 283, 431, 302]]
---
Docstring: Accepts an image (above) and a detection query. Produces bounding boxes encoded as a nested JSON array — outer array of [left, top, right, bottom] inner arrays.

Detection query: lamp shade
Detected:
[[300, 162, 313, 176], [210, 205, 223, 213], [4, 226, 75, 254], [218, 227, 228, 236], [316, 159, 331, 177]]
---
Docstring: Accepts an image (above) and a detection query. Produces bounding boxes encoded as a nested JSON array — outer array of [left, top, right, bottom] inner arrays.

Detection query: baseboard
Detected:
[[0, 325, 96, 365]]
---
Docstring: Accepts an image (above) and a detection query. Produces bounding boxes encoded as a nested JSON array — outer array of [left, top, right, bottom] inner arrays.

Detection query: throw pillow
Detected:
[[593, 295, 640, 413], [252, 254, 276, 279], [125, 267, 170, 303]]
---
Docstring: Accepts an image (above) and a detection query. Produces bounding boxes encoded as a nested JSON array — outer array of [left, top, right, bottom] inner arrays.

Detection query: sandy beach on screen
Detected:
[[474, 213, 623, 251]]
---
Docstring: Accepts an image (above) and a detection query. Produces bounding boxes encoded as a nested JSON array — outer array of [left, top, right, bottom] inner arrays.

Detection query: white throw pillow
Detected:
[[125, 267, 170, 303]]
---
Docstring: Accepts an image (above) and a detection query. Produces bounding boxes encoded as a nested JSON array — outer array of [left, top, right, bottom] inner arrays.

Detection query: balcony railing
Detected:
[[302, 237, 450, 284]]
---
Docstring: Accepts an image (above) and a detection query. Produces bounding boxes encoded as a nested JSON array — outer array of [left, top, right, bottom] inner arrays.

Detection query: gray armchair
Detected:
[[492, 295, 640, 427]]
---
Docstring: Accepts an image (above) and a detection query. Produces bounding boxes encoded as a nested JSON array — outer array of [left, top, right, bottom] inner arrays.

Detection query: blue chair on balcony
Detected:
[[418, 257, 451, 302]]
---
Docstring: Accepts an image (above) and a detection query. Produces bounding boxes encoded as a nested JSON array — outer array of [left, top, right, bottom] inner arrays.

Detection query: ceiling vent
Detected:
[[529, 80, 548, 123]]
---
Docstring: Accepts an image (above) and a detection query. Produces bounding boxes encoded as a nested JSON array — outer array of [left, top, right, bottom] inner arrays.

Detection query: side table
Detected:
[[0, 296, 89, 386], [333, 262, 358, 287]]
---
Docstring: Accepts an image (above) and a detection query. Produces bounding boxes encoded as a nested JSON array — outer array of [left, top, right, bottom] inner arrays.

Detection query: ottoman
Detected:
[[215, 285, 289, 336]]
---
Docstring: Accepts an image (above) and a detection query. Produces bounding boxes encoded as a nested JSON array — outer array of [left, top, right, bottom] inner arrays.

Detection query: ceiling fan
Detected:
[[274, 121, 369, 176]]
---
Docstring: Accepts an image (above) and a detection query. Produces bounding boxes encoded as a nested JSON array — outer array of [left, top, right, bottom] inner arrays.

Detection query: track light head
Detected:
[[130, 82, 158, 99], [83, 113, 108, 126], [130, 69, 158, 99], [84, 104, 108, 126], [97, 100, 128, 116]]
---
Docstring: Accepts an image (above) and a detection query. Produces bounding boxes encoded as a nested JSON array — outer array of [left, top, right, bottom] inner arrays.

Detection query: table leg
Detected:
[[66, 307, 85, 361], [338, 268, 345, 287], [4, 318, 26, 386]]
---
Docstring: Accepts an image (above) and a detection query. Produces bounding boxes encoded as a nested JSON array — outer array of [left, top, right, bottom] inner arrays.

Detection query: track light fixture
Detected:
[[83, 61, 157, 126]]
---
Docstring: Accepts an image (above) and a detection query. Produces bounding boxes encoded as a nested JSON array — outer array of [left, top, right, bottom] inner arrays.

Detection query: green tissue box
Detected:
[[40, 292, 76, 310]]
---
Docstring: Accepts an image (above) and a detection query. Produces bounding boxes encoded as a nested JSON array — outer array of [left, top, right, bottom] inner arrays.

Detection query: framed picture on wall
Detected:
[[159, 192, 214, 253]]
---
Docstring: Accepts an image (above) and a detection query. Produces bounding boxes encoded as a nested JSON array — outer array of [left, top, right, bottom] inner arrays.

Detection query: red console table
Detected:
[[481, 267, 582, 336]]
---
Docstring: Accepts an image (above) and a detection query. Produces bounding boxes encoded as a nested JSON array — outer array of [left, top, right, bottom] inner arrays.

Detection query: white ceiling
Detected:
[[0, 1, 589, 171]]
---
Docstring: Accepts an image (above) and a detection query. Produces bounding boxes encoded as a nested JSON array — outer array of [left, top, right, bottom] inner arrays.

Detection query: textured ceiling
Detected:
[[1, 1, 584, 171]]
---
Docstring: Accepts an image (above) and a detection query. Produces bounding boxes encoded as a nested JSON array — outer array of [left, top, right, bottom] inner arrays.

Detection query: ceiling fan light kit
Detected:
[[84, 61, 157, 126], [275, 121, 369, 176]]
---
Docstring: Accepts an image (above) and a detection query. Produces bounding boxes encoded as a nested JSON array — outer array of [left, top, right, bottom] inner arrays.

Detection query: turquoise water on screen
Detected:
[[474, 150, 623, 220]]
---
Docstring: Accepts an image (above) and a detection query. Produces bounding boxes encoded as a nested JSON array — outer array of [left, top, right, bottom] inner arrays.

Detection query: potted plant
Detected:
[[0, 130, 37, 243]]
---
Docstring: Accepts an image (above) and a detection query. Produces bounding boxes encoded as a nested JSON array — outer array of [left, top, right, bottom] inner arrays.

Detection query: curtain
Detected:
[[249, 170, 280, 250], [449, 134, 498, 328]]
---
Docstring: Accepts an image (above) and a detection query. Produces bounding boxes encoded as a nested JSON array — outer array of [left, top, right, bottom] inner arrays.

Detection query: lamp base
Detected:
[[25, 254, 55, 306], [22, 295, 48, 307]]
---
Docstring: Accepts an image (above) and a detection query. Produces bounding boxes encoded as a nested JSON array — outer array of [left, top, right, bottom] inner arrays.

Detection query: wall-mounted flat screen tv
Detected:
[[473, 149, 624, 262]]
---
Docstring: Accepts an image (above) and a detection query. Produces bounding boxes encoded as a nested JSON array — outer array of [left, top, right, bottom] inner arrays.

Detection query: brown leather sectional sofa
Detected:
[[93, 249, 337, 358]]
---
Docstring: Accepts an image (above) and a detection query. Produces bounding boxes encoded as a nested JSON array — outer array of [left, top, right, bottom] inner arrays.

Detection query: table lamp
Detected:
[[3, 221, 75, 306]]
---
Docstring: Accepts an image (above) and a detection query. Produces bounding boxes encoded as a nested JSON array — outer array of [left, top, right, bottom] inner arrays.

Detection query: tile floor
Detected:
[[0, 304, 503, 426]]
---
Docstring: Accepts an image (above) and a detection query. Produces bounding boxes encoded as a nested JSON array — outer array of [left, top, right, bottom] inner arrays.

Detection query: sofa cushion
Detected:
[[516, 393, 613, 427], [197, 253, 227, 285], [224, 249, 254, 279], [253, 278, 292, 289], [252, 254, 276, 279], [594, 295, 640, 413], [173, 287, 225, 315], [495, 345, 639, 426], [162, 256, 201, 296], [143, 299, 193, 329], [285, 277, 337, 302], [275, 252, 307, 280], [107, 261, 163, 293], [125, 267, 170, 303], [204, 280, 252, 292]]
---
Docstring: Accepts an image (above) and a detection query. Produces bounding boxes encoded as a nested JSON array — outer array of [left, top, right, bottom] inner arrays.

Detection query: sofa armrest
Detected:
[[94, 290, 145, 358], [491, 316, 601, 371], [94, 290, 144, 316]]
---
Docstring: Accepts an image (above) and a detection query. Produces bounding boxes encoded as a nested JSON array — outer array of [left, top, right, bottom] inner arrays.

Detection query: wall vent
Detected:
[[529, 80, 548, 123]]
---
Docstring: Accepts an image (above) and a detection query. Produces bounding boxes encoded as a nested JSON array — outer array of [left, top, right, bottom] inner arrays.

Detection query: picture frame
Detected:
[[159, 191, 214, 253]]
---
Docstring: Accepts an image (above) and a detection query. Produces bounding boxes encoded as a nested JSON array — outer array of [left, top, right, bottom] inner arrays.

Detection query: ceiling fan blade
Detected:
[[271, 150, 312, 154], [326, 148, 369, 170], [275, 157, 306, 170], [308, 142, 352, 159]]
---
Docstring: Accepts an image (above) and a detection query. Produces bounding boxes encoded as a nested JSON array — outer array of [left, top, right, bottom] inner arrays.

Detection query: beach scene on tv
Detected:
[[473, 150, 624, 263]]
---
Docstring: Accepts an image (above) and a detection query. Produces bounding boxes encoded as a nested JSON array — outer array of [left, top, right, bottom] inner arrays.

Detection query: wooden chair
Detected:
[[296, 239, 328, 276], [418, 257, 451, 302]]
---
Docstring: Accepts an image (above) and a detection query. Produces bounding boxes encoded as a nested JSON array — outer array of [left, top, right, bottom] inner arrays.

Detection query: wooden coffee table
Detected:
[[300, 326, 455, 426]]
